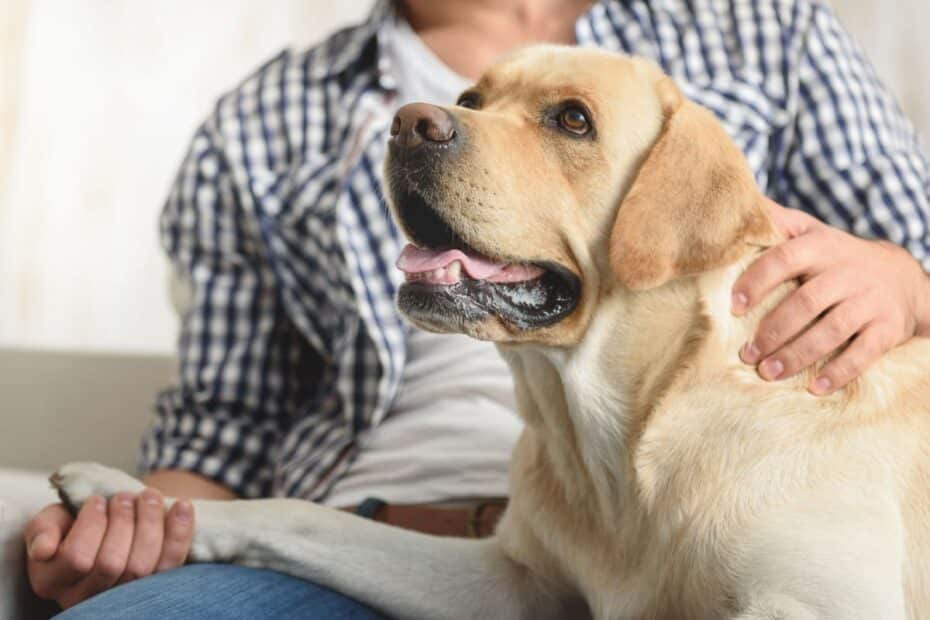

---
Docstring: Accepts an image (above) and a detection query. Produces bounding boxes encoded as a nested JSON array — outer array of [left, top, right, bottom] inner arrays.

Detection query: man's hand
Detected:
[[24, 490, 194, 609], [732, 201, 930, 395]]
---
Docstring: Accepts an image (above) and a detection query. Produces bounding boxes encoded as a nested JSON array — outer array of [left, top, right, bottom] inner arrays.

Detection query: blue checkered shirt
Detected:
[[141, 0, 930, 500]]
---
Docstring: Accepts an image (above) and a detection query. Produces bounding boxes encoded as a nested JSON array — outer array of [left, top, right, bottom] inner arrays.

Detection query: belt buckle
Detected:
[[466, 497, 507, 538]]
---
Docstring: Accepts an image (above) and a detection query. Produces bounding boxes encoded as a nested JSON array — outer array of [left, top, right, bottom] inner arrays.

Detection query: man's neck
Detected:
[[400, 0, 593, 80]]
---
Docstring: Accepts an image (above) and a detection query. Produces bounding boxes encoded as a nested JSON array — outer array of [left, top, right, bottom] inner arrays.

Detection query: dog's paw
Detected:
[[50, 462, 146, 514]]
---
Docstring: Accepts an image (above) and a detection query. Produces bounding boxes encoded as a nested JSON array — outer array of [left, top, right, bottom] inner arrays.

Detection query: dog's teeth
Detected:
[[448, 261, 462, 280], [432, 268, 444, 280]]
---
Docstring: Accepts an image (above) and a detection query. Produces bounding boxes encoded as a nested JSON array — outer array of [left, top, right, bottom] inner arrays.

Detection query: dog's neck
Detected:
[[499, 252, 793, 522]]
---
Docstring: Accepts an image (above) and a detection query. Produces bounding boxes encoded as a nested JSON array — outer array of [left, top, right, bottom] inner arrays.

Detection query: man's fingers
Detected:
[[25, 503, 77, 601], [119, 489, 166, 584], [733, 232, 825, 315], [741, 272, 849, 364], [24, 504, 74, 562], [79, 493, 137, 596], [28, 493, 188, 607], [811, 325, 895, 394], [156, 499, 195, 572], [55, 497, 109, 581], [755, 300, 870, 381], [765, 200, 820, 239], [30, 496, 108, 598]]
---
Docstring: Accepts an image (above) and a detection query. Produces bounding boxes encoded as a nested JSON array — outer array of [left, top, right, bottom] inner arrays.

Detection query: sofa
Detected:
[[0, 349, 175, 620]]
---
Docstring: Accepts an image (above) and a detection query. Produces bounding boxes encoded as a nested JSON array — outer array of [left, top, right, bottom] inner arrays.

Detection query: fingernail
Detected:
[[27, 533, 49, 559], [92, 496, 107, 512], [760, 358, 784, 380], [174, 500, 193, 522], [142, 490, 162, 507], [732, 292, 749, 313], [116, 494, 134, 509], [741, 342, 761, 364], [812, 376, 832, 395]]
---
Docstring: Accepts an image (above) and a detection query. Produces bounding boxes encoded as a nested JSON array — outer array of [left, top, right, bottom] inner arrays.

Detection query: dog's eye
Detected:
[[456, 92, 481, 110], [558, 106, 591, 135]]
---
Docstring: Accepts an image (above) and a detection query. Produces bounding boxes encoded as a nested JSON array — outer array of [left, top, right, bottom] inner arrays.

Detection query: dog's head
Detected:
[[384, 46, 777, 345]]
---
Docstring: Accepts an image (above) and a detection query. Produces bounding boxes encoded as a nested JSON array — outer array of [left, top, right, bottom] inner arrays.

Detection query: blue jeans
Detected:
[[56, 564, 386, 619]]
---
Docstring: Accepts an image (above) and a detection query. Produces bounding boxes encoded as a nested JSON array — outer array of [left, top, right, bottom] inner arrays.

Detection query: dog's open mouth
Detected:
[[392, 190, 580, 332]]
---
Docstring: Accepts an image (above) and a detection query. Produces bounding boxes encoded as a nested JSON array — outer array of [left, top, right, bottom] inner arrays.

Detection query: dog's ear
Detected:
[[609, 77, 778, 290]]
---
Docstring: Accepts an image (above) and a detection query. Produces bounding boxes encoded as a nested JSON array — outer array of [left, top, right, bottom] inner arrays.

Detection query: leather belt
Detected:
[[343, 497, 508, 538]]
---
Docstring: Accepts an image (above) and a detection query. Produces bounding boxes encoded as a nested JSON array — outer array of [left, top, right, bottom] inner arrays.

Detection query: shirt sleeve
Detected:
[[778, 1, 930, 271], [139, 121, 323, 499]]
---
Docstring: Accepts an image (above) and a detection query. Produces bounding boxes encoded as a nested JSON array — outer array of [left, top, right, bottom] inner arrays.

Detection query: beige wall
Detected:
[[0, 0, 927, 355], [0, 1, 374, 354]]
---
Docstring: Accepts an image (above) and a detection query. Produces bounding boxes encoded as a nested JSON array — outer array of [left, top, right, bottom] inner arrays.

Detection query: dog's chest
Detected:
[[569, 522, 736, 620], [525, 511, 735, 620], [510, 439, 736, 620]]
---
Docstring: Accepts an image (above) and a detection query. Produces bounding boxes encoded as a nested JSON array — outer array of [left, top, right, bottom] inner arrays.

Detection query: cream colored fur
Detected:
[[498, 259, 930, 618], [51, 47, 930, 619]]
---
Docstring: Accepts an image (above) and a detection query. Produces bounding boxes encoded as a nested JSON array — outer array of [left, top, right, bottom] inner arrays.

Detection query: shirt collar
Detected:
[[319, 0, 397, 92]]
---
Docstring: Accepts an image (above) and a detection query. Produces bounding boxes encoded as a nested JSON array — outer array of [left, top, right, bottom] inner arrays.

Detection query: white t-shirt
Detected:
[[322, 15, 523, 507]]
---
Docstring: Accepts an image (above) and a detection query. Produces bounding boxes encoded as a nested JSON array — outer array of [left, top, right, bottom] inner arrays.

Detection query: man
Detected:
[[25, 0, 930, 617]]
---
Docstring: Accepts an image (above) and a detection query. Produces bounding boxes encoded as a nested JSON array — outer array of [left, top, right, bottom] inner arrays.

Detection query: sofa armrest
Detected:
[[0, 469, 65, 620]]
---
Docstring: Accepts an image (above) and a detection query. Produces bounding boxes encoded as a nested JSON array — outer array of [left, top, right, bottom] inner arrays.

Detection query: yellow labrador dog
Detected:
[[52, 46, 930, 619]]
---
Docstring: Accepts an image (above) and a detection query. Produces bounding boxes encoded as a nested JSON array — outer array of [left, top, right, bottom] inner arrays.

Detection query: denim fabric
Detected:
[[56, 564, 386, 619]]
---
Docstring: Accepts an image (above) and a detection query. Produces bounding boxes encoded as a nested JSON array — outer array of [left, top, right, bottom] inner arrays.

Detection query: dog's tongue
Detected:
[[397, 244, 544, 285]]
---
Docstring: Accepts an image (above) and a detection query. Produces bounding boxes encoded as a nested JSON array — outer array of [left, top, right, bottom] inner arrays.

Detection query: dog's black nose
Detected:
[[390, 103, 457, 149]]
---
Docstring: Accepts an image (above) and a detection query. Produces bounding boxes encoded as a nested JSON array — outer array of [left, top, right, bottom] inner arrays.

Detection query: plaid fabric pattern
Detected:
[[141, 0, 930, 500]]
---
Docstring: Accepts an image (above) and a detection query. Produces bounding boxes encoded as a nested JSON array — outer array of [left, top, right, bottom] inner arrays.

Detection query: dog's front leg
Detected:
[[52, 463, 578, 620], [193, 498, 577, 620]]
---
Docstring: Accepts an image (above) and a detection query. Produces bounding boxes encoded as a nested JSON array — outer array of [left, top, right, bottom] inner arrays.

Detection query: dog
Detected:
[[52, 46, 930, 619]]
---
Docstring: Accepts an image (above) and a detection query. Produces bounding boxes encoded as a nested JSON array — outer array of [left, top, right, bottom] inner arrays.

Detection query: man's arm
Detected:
[[143, 470, 236, 500], [731, 2, 930, 394], [141, 118, 325, 499]]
